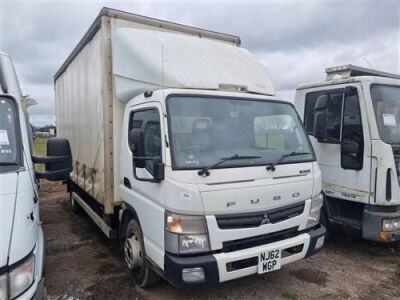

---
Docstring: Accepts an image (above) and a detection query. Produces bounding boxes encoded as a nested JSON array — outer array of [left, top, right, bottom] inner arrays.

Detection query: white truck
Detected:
[[294, 65, 400, 242], [55, 8, 325, 288], [0, 52, 72, 299]]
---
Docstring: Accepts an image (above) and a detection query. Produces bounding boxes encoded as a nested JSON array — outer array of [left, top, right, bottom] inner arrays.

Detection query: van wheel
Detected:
[[69, 193, 82, 214], [124, 219, 160, 287]]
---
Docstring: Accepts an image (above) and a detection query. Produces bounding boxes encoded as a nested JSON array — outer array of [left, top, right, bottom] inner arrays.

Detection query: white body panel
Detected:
[[0, 52, 45, 299]]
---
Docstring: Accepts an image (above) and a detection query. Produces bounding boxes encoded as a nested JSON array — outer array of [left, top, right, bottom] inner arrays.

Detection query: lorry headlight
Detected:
[[382, 218, 400, 232], [165, 212, 210, 254], [0, 274, 8, 300], [306, 193, 323, 229], [9, 254, 35, 299]]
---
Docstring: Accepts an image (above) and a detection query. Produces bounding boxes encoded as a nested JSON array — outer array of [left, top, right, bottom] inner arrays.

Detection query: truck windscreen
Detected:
[[167, 96, 315, 170], [0, 97, 20, 168], [371, 85, 400, 145]]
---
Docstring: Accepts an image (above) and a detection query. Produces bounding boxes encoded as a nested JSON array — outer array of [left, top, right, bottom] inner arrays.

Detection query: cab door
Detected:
[[119, 101, 166, 266], [303, 84, 372, 205]]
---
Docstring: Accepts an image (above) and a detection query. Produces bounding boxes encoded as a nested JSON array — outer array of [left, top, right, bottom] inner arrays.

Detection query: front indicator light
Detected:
[[165, 211, 210, 254]]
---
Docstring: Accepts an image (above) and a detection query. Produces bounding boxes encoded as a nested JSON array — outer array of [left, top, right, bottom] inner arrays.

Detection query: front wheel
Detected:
[[124, 219, 160, 287]]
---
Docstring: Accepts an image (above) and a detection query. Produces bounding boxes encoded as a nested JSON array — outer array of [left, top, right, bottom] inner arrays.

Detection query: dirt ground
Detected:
[[40, 181, 400, 300]]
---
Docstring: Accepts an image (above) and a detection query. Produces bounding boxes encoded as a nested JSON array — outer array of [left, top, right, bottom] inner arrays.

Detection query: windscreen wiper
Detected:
[[198, 154, 261, 177], [266, 151, 311, 172]]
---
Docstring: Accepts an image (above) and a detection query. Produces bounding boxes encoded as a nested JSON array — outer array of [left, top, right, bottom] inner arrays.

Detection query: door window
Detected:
[[129, 109, 161, 174]]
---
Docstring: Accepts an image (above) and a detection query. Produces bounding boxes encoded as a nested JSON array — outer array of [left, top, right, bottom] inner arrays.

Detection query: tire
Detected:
[[69, 192, 82, 214], [123, 219, 160, 288]]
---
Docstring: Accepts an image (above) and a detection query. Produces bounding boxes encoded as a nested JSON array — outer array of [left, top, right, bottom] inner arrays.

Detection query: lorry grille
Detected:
[[222, 227, 299, 252], [215, 202, 305, 230]]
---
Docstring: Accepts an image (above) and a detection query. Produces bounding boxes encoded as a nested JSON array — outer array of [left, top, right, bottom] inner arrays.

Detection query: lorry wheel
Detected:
[[69, 193, 82, 214], [124, 219, 160, 287]]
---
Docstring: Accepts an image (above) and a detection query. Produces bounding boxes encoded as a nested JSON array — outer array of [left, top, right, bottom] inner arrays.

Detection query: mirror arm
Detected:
[[32, 155, 71, 164], [35, 168, 71, 179]]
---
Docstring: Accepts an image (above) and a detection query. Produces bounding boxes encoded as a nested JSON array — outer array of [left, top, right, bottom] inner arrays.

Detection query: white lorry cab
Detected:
[[55, 8, 326, 288], [0, 52, 72, 299], [294, 65, 400, 243]]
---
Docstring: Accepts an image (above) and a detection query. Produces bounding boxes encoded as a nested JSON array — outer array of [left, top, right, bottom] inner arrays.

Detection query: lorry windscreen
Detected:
[[0, 97, 20, 170], [371, 85, 400, 145], [167, 95, 315, 170]]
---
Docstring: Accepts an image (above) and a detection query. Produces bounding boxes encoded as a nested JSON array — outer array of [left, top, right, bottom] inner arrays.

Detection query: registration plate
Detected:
[[258, 249, 281, 274]]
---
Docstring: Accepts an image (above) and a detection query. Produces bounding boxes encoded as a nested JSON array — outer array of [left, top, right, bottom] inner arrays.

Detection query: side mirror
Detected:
[[33, 138, 72, 181], [128, 128, 146, 168], [313, 94, 328, 140]]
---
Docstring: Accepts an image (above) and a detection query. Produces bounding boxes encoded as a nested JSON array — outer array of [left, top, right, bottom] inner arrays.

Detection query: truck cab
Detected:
[[294, 64, 400, 242], [0, 52, 72, 299], [120, 88, 326, 288]]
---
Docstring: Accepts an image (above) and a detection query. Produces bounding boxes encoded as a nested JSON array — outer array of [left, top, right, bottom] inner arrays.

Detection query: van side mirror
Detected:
[[313, 94, 329, 141], [128, 128, 164, 182], [33, 138, 72, 181], [128, 128, 146, 168]]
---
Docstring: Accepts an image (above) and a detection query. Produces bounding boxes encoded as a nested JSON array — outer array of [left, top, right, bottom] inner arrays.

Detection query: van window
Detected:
[[0, 98, 18, 162], [129, 109, 161, 173], [305, 91, 344, 143]]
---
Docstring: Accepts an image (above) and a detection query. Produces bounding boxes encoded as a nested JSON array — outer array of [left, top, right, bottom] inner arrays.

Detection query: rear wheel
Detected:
[[124, 219, 160, 287]]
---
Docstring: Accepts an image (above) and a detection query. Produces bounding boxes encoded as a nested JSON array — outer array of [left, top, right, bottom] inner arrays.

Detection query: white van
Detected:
[[55, 8, 326, 288], [0, 52, 72, 299], [294, 65, 400, 242]]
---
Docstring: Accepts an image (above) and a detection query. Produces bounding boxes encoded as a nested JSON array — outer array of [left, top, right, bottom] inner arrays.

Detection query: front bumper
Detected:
[[363, 209, 400, 242], [164, 225, 325, 288]]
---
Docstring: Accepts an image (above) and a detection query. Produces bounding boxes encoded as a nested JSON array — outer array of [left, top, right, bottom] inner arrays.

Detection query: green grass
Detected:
[[33, 137, 47, 170], [33, 137, 47, 156]]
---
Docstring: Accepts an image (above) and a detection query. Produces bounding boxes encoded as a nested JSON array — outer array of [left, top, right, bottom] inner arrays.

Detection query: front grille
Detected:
[[216, 202, 305, 230], [222, 226, 299, 252]]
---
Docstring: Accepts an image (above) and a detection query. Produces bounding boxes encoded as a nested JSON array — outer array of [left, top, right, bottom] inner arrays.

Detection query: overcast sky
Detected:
[[0, 0, 399, 125]]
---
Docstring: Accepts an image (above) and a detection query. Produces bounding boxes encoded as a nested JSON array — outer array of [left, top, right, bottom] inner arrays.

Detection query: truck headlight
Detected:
[[306, 193, 323, 228], [382, 218, 400, 232], [9, 254, 35, 299], [165, 212, 210, 254], [0, 274, 8, 300]]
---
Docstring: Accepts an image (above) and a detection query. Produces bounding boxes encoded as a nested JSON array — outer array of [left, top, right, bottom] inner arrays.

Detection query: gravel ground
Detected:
[[40, 181, 400, 300]]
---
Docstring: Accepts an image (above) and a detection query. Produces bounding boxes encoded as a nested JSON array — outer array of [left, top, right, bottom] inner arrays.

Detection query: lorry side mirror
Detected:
[[128, 128, 146, 168], [313, 94, 329, 141], [33, 138, 72, 181], [152, 159, 165, 182]]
